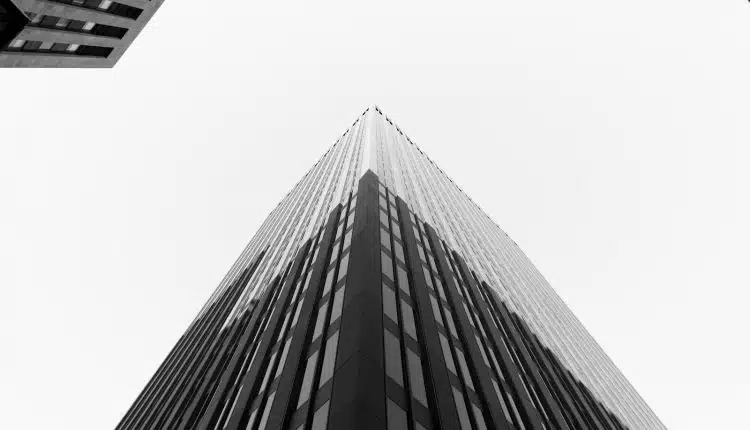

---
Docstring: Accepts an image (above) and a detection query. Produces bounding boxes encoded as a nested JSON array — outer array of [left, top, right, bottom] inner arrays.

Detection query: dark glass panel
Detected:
[[384, 329, 403, 386]]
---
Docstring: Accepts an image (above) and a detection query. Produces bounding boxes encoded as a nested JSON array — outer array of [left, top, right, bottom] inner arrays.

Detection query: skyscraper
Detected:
[[0, 0, 164, 67], [116, 106, 665, 430]]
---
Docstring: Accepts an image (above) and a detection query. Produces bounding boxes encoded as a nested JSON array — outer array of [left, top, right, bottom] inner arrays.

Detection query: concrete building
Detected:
[[0, 0, 164, 67]]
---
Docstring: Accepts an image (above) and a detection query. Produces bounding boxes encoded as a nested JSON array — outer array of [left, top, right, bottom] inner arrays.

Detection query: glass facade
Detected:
[[117, 107, 664, 430]]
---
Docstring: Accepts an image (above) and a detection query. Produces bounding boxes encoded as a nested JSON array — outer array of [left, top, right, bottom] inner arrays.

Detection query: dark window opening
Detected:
[[107, 2, 142, 19], [26, 14, 127, 39], [77, 44, 113, 57], [22, 40, 41, 51], [6, 39, 112, 58], [91, 23, 127, 38], [48, 0, 142, 20]]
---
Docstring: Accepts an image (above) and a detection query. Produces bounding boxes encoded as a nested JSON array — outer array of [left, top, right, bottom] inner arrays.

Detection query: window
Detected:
[[312, 302, 329, 340], [439, 334, 456, 373], [311, 401, 330, 430], [472, 404, 488, 430], [67, 20, 85, 31], [387, 399, 408, 430], [430, 296, 444, 326], [381, 252, 394, 281], [83, 21, 95, 31], [492, 379, 514, 424], [297, 351, 319, 407], [103, 1, 143, 19], [23, 41, 42, 51], [245, 407, 259, 430], [444, 309, 458, 338], [329, 286, 345, 322], [330, 243, 340, 262], [67, 43, 80, 52], [322, 268, 335, 295], [98, 0, 112, 9], [8, 39, 25, 49], [335, 222, 344, 240], [337, 254, 349, 280], [258, 351, 277, 392], [256, 391, 276, 430], [407, 350, 428, 406], [55, 18, 69, 27], [273, 339, 292, 379], [452, 388, 472, 430], [422, 268, 433, 289], [39, 15, 59, 26], [400, 301, 416, 339], [380, 228, 391, 250], [455, 349, 475, 390], [396, 267, 409, 296], [51, 43, 69, 52], [394, 242, 404, 262], [382, 284, 398, 323], [39, 41, 53, 50], [318, 331, 339, 387], [92, 22, 129, 38], [384, 329, 403, 386]]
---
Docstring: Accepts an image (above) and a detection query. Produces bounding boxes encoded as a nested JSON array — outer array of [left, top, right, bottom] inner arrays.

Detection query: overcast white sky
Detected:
[[3, 0, 749, 429]]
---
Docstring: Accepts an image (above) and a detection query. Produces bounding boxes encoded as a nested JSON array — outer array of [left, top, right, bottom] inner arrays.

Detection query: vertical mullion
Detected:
[[425, 225, 517, 430], [219, 237, 313, 430], [396, 198, 459, 430], [299, 204, 348, 430], [383, 189, 417, 430], [451, 252, 571, 430], [419, 219, 481, 430], [133, 261, 253, 430]]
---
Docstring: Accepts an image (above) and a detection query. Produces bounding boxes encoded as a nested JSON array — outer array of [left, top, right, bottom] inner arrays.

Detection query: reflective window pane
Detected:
[[313, 301, 329, 340], [257, 391, 276, 430], [407, 350, 428, 406], [430, 295, 444, 326], [383, 284, 398, 323], [330, 286, 345, 322], [394, 242, 404, 262], [453, 388, 472, 430], [381, 228, 391, 249], [297, 351, 319, 407], [318, 331, 339, 387], [311, 401, 330, 430], [397, 267, 410, 296], [455, 349, 475, 390], [384, 329, 403, 386], [439, 333, 456, 373], [381, 252, 393, 280], [401, 300, 417, 339], [387, 399, 408, 430]]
